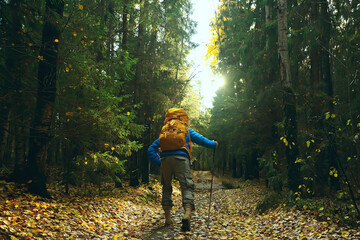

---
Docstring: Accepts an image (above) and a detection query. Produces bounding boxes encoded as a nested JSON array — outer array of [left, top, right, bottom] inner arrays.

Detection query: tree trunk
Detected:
[[130, 0, 147, 187], [310, 1, 321, 91], [0, 122, 9, 166], [146, 9, 158, 174], [232, 156, 237, 178], [1, 0, 24, 168], [175, 36, 184, 82], [0, 89, 10, 167], [26, 0, 64, 198], [121, 0, 129, 53], [265, 0, 272, 50], [277, 0, 300, 192], [309, 0, 328, 195], [12, 122, 26, 182], [3, 124, 14, 166], [133, 0, 145, 106], [319, 0, 340, 192], [141, 1, 159, 184], [6, 0, 27, 182]]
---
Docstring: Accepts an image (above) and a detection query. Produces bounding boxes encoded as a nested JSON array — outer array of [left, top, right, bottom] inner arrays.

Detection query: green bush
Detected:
[[258, 157, 284, 192], [222, 181, 239, 189], [256, 191, 284, 213], [286, 196, 360, 227]]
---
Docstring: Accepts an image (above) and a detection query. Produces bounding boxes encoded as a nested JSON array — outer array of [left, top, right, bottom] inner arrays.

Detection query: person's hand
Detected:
[[215, 141, 218, 148]]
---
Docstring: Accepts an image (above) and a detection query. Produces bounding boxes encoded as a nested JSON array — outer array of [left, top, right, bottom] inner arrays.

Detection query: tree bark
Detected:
[[0, 122, 9, 166], [319, 0, 340, 192], [133, 0, 145, 106], [265, 0, 271, 50], [130, 0, 147, 187], [11, 0, 26, 181], [121, 0, 129, 53], [310, 1, 320, 91], [141, 1, 159, 184], [1, 0, 27, 181], [309, 0, 328, 195], [277, 0, 301, 192], [26, 0, 64, 198], [1, 0, 24, 168]]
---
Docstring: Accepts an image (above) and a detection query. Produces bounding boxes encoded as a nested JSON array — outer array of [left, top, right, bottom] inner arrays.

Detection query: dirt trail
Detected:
[[1, 171, 358, 239], [144, 171, 360, 240], [144, 171, 262, 239]]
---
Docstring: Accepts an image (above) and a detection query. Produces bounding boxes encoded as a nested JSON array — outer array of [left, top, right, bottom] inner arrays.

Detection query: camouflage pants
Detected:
[[160, 155, 195, 209]]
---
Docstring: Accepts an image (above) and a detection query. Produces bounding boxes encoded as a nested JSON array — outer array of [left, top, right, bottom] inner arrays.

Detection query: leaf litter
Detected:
[[144, 174, 360, 240], [0, 173, 359, 239], [0, 179, 168, 239]]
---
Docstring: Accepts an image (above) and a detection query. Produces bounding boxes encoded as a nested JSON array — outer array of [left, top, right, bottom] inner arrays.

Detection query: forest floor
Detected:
[[0, 171, 359, 239]]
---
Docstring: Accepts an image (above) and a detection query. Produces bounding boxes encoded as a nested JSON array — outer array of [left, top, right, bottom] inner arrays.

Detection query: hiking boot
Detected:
[[163, 206, 176, 226], [181, 204, 192, 231]]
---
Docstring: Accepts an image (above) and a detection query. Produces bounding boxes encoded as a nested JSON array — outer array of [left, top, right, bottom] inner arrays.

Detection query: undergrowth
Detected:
[[256, 190, 285, 213], [222, 180, 240, 189], [286, 196, 360, 227], [256, 189, 360, 227]]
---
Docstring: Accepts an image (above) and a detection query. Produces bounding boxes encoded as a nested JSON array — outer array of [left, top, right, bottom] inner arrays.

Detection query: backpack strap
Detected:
[[185, 128, 192, 158], [171, 126, 192, 159]]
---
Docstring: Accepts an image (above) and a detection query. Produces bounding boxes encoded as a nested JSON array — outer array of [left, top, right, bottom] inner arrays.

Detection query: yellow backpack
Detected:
[[159, 108, 192, 156]]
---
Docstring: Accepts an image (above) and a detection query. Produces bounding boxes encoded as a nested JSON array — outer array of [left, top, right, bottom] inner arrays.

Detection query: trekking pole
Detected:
[[207, 147, 216, 225]]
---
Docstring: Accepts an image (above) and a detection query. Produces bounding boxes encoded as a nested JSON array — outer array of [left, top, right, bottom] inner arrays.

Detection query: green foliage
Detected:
[[286, 197, 360, 227], [75, 152, 127, 186], [204, 0, 360, 223], [256, 191, 284, 213], [258, 157, 283, 193], [0, 165, 10, 176], [140, 189, 159, 202], [222, 180, 239, 189], [0, 0, 198, 191], [208, 0, 359, 199]]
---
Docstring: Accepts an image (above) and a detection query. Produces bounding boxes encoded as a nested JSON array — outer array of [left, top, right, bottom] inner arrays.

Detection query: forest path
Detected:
[[1, 172, 359, 239], [144, 171, 360, 240]]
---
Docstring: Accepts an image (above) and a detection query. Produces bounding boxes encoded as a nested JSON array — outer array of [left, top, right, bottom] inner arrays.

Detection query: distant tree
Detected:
[[277, 0, 300, 192], [0, 0, 26, 175], [206, 0, 360, 205], [27, 0, 64, 197]]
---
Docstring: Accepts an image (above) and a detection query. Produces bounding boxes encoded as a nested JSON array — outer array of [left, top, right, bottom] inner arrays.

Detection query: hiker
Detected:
[[147, 108, 218, 231]]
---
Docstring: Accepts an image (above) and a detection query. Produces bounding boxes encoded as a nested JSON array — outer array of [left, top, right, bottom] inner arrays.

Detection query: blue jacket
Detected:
[[147, 128, 217, 166]]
